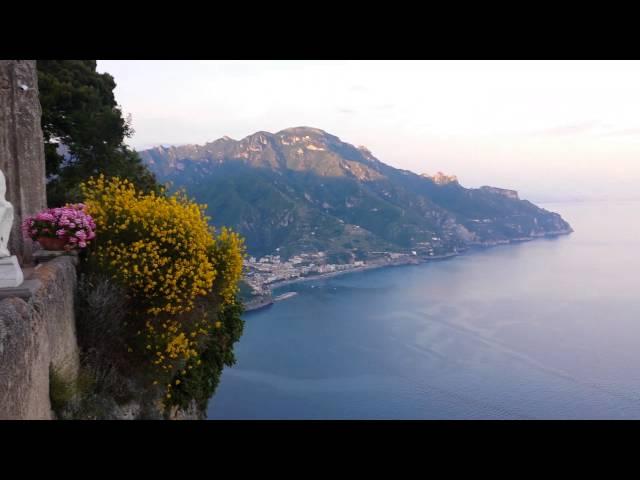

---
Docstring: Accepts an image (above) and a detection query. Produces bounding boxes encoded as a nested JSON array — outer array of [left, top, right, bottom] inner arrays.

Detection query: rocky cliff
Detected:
[[480, 186, 519, 200]]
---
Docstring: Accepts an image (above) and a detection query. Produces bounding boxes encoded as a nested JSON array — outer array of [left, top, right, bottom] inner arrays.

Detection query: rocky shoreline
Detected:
[[243, 295, 275, 312], [241, 229, 573, 312], [469, 227, 574, 247]]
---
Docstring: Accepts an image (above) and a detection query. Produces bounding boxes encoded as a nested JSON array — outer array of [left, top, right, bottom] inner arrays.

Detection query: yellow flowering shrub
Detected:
[[210, 227, 245, 305], [82, 175, 216, 316], [81, 175, 246, 406]]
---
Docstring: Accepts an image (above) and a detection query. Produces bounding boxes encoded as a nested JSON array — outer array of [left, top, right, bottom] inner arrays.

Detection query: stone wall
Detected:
[[0, 60, 47, 265], [0, 256, 79, 420]]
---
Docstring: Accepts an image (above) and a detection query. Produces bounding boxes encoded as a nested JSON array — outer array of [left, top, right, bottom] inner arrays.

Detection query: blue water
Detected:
[[207, 201, 640, 419]]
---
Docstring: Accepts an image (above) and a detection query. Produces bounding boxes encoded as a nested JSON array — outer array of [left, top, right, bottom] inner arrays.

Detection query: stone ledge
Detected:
[[0, 279, 42, 299], [34, 250, 79, 265], [0, 254, 77, 300], [0, 254, 79, 419]]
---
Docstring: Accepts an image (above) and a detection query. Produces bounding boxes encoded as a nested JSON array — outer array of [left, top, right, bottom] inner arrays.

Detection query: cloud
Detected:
[[602, 128, 640, 137], [338, 108, 355, 114], [533, 121, 601, 136], [532, 121, 640, 138], [349, 85, 367, 92]]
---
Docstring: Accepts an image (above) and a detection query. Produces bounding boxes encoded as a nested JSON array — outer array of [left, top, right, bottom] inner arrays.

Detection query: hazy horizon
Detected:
[[97, 60, 640, 203]]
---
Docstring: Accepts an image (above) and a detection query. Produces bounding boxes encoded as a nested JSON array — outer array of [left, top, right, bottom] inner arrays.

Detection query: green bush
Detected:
[[49, 366, 75, 419], [163, 300, 245, 414]]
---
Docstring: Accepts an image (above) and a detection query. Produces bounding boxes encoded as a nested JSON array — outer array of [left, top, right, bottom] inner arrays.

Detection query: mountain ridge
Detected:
[[139, 126, 572, 260]]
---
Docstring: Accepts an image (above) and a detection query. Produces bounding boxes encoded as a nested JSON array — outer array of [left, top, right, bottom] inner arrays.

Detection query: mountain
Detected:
[[139, 127, 572, 260]]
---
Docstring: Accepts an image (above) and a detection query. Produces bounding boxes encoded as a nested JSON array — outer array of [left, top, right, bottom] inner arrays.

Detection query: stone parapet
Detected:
[[0, 256, 79, 419]]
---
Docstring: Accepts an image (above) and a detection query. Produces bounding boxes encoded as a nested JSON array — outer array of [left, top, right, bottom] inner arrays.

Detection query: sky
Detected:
[[97, 60, 640, 202]]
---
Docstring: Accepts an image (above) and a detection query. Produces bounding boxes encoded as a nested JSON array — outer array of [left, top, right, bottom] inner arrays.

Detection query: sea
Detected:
[[207, 201, 640, 419]]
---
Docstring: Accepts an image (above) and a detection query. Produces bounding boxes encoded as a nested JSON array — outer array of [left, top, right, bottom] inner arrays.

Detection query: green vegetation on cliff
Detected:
[[37, 61, 246, 419], [140, 127, 572, 259]]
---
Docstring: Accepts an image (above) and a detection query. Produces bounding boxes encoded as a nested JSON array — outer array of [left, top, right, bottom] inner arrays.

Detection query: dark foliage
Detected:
[[165, 299, 245, 413], [37, 60, 157, 206]]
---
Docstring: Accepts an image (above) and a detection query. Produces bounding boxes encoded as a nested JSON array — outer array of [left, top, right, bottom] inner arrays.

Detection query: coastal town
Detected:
[[243, 251, 415, 295], [246, 253, 347, 293], [239, 243, 464, 311], [242, 225, 469, 294], [241, 251, 403, 310], [238, 226, 485, 310]]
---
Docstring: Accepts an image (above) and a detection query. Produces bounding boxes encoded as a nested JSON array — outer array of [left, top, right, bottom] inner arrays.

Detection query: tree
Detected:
[[37, 60, 157, 206]]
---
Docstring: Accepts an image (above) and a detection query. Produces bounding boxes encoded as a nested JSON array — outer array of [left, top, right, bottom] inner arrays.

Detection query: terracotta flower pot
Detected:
[[37, 237, 67, 251]]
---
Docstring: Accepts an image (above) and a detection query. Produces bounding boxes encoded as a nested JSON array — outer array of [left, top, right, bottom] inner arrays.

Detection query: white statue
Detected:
[[0, 169, 23, 288], [0, 169, 14, 257]]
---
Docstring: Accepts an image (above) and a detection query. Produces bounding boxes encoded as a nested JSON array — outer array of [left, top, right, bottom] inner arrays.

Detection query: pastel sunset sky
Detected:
[[97, 60, 640, 202]]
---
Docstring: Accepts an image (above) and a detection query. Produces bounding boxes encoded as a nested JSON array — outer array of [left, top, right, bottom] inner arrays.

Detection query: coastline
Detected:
[[268, 251, 462, 289], [242, 229, 573, 312], [242, 253, 456, 312], [243, 295, 275, 312]]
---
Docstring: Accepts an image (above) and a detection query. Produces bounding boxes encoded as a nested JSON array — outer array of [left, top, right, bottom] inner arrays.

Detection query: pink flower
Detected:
[[23, 205, 96, 246], [35, 212, 55, 222]]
